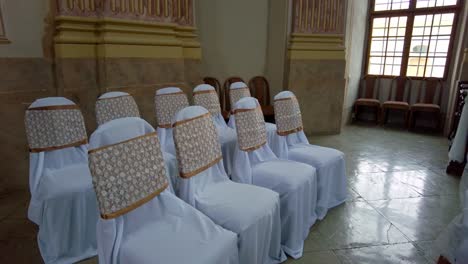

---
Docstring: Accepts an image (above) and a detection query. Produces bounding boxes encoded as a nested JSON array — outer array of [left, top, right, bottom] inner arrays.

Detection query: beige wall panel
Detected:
[[288, 59, 346, 134], [343, 0, 369, 124], [196, 0, 269, 83]]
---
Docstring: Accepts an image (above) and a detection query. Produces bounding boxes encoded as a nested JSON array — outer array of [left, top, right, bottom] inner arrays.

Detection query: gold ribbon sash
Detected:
[[173, 112, 223, 178], [25, 105, 88, 152], [88, 132, 168, 219]]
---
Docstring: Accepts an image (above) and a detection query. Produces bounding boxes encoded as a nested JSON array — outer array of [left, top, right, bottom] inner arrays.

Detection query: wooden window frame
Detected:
[[365, 0, 462, 80]]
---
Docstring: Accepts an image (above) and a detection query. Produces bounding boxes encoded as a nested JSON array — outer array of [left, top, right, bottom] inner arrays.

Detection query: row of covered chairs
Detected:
[[24, 82, 347, 263], [354, 75, 444, 130], [203, 76, 274, 121]]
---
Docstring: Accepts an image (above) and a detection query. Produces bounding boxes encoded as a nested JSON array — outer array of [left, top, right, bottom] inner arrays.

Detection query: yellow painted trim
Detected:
[[290, 33, 344, 42], [55, 43, 97, 58], [97, 44, 183, 58], [0, 38, 10, 44], [55, 16, 99, 23], [54, 16, 201, 59], [288, 50, 346, 60], [289, 33, 345, 60], [182, 47, 202, 59]]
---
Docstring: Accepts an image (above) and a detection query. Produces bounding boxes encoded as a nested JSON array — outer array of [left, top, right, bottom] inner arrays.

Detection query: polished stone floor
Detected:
[[0, 124, 463, 263]]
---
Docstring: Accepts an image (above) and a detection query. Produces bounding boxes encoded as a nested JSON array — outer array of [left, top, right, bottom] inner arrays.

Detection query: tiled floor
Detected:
[[0, 124, 463, 263]]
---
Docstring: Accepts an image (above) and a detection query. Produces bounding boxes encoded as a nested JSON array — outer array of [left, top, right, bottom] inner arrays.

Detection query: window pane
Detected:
[[367, 16, 407, 76], [407, 13, 454, 78], [374, 0, 410, 11], [416, 0, 458, 8]]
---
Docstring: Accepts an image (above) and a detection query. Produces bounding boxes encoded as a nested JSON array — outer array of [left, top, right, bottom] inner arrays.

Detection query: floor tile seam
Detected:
[[363, 199, 414, 243]]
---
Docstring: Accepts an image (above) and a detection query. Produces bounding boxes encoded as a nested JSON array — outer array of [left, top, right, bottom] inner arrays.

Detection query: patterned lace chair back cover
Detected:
[[193, 84, 222, 116], [233, 97, 267, 152], [95, 92, 140, 126], [229, 82, 252, 108], [274, 91, 304, 136], [25, 97, 88, 153], [155, 87, 189, 128], [173, 106, 223, 178], [88, 130, 168, 219]]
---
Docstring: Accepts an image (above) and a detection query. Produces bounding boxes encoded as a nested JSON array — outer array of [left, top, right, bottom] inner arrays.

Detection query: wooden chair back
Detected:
[[417, 78, 443, 105], [248, 76, 271, 106], [359, 75, 380, 99], [203, 77, 224, 110], [223, 76, 245, 111], [389, 76, 412, 102]]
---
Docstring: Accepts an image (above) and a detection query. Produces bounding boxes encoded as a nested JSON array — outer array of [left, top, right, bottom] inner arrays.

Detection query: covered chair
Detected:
[[88, 117, 239, 264], [25, 97, 97, 263], [227, 82, 282, 154], [193, 84, 237, 176], [432, 169, 468, 263], [96, 91, 178, 192], [223, 76, 245, 111], [249, 76, 274, 122], [353, 75, 381, 123], [173, 106, 286, 263], [154, 87, 189, 155], [203, 76, 229, 119], [273, 91, 348, 219], [381, 76, 412, 127], [95, 91, 140, 126], [230, 97, 318, 259], [409, 78, 443, 130]]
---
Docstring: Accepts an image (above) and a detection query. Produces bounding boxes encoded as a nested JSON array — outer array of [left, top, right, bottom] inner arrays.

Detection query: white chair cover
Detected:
[[449, 100, 468, 163], [193, 84, 237, 176], [433, 171, 468, 263], [173, 106, 286, 264], [272, 91, 348, 220], [26, 97, 98, 264], [95, 92, 140, 126], [96, 91, 178, 192], [230, 97, 318, 259], [228, 82, 280, 154], [434, 98, 468, 263], [193, 84, 227, 128], [154, 87, 189, 155], [89, 117, 239, 264]]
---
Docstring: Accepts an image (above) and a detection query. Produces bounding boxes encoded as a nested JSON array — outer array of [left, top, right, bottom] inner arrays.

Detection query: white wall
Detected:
[[344, 0, 369, 121], [196, 0, 269, 83], [265, 0, 290, 97], [0, 0, 48, 57]]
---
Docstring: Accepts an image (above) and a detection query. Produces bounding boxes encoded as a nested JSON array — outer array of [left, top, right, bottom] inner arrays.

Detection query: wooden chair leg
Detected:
[[380, 108, 386, 125], [404, 110, 410, 129], [409, 110, 414, 130], [374, 106, 380, 124], [435, 111, 441, 131], [437, 255, 451, 264], [353, 104, 358, 122]]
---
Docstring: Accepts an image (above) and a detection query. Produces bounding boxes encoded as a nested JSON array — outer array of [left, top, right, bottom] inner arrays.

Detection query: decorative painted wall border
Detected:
[[291, 0, 345, 34], [57, 0, 194, 26], [54, 16, 200, 58], [288, 33, 345, 60], [288, 0, 346, 60]]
